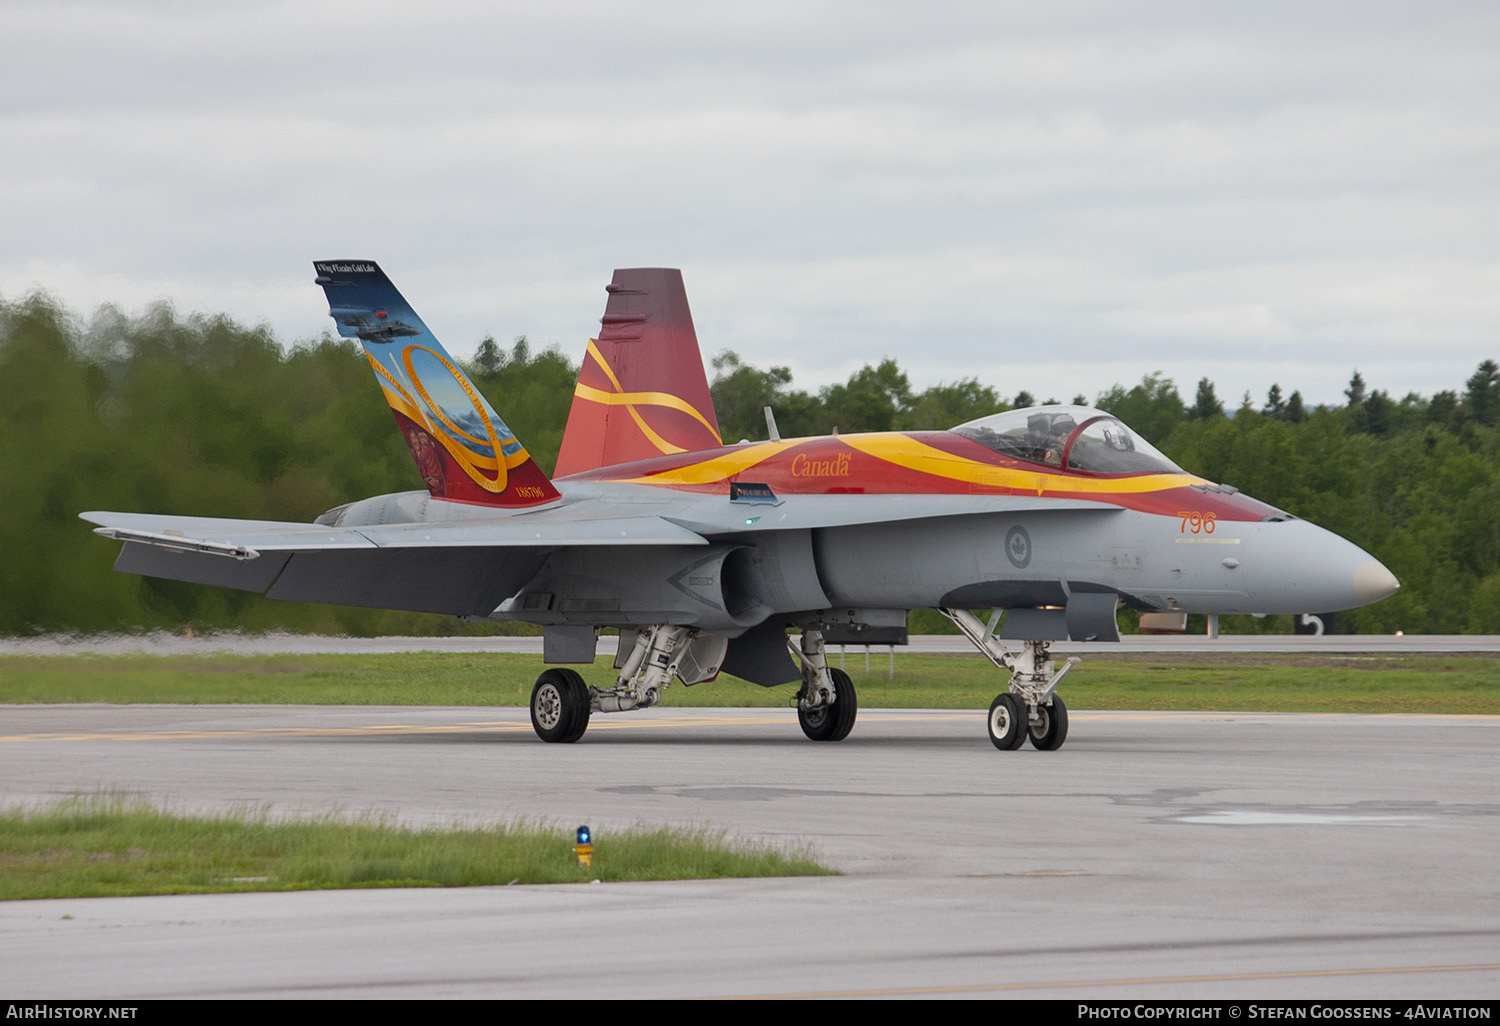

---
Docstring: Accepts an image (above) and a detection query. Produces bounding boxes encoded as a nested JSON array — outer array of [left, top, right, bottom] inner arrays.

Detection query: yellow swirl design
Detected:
[[607, 432, 1205, 494], [573, 339, 723, 455], [364, 347, 533, 494]]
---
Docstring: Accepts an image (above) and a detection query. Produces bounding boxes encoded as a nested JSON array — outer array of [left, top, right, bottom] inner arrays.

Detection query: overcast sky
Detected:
[[3, 1, 1497, 412]]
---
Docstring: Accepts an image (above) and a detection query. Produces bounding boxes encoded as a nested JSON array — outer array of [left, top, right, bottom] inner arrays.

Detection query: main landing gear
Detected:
[[528, 624, 725, 743], [787, 629, 857, 742], [525, 625, 859, 744], [940, 608, 1078, 751], [529, 668, 590, 743]]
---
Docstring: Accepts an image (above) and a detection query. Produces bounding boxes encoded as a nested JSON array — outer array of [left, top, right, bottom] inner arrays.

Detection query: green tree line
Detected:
[[2, 291, 1495, 635]]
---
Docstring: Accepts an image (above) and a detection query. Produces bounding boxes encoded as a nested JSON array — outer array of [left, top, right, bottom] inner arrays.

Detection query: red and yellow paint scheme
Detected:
[[83, 260, 1399, 750], [555, 268, 723, 476], [566, 422, 1280, 527], [541, 270, 1276, 525]]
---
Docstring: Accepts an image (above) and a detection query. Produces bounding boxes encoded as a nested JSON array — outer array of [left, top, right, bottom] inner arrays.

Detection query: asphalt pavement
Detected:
[[4, 703, 1497, 999]]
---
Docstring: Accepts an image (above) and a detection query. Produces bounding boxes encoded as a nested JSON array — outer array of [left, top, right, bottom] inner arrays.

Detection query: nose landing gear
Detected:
[[941, 607, 1079, 751]]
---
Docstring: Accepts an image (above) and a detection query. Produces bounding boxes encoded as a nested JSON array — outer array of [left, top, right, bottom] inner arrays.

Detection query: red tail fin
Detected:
[[554, 268, 723, 477]]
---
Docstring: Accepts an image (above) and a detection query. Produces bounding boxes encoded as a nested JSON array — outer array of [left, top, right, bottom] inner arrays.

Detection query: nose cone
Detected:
[[1242, 520, 1400, 614], [1353, 559, 1400, 605]]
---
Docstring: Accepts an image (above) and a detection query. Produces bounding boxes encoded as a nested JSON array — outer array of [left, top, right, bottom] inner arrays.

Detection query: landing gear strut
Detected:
[[940, 608, 1079, 751]]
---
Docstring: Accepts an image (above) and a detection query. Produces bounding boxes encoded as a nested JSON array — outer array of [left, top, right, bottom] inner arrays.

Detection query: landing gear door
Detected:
[[676, 633, 729, 685], [1064, 591, 1121, 642]]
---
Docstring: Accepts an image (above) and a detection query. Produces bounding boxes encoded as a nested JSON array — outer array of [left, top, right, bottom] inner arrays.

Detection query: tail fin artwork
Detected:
[[553, 268, 723, 477], [313, 261, 560, 508]]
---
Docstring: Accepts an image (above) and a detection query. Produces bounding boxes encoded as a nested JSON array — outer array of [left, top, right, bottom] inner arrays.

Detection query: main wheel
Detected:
[[556, 669, 591, 743], [1027, 695, 1068, 751], [987, 693, 1027, 750], [530, 668, 590, 743], [798, 668, 857, 741]]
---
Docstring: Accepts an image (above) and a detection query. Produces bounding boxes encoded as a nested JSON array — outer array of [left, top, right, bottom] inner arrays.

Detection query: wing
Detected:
[[82, 510, 707, 617]]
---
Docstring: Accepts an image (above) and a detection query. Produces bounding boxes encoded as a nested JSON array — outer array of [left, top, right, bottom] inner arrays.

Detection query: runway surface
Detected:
[[3, 704, 1499, 999]]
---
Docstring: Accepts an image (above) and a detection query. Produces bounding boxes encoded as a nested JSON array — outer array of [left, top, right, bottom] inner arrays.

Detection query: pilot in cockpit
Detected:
[[1028, 413, 1077, 466]]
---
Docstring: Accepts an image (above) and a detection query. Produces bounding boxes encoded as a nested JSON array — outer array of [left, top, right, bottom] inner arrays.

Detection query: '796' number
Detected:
[[1176, 510, 1217, 534]]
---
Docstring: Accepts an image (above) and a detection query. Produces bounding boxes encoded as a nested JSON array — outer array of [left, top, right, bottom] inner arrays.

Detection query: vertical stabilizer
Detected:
[[554, 268, 723, 477], [313, 260, 560, 508]]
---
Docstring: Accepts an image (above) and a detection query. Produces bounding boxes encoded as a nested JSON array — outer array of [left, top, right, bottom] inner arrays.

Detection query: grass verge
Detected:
[[0, 794, 834, 900], [0, 651, 1495, 714]]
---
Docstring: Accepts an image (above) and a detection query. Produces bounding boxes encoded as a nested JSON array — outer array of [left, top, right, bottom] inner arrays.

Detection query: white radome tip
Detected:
[[1352, 560, 1400, 604]]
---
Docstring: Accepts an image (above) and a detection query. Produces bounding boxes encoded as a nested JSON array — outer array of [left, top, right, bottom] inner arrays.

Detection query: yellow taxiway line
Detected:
[[3, 709, 1495, 745]]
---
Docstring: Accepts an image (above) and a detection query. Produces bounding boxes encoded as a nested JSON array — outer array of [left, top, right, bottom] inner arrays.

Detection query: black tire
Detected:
[[530, 669, 590, 743], [987, 693, 1027, 750], [557, 668, 591, 743], [1027, 695, 1068, 751], [798, 668, 857, 741]]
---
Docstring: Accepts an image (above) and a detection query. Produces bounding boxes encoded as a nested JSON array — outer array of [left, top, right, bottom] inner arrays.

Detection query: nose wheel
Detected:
[[988, 692, 1069, 750], [941, 608, 1079, 752], [1026, 695, 1068, 750], [987, 693, 1027, 750]]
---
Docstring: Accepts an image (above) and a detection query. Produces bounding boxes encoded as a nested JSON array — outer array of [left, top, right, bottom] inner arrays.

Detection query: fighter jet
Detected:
[[82, 261, 1400, 750]]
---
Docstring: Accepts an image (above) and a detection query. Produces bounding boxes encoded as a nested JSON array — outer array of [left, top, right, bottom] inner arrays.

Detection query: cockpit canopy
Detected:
[[950, 405, 1184, 475]]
